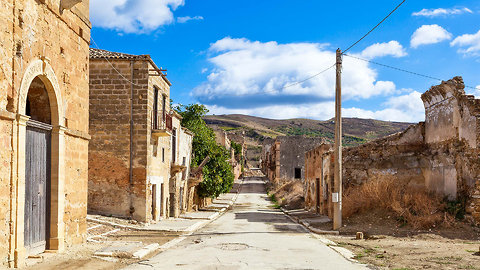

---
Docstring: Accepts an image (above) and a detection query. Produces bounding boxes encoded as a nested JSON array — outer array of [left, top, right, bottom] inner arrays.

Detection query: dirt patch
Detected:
[[318, 210, 480, 269], [328, 233, 480, 270], [269, 180, 305, 210]]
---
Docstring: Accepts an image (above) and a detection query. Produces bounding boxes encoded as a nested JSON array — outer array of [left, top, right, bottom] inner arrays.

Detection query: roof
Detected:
[[89, 48, 150, 60], [89, 48, 171, 86]]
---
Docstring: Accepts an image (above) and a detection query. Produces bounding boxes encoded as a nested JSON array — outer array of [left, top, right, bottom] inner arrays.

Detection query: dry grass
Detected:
[[343, 178, 453, 229], [272, 180, 305, 210]]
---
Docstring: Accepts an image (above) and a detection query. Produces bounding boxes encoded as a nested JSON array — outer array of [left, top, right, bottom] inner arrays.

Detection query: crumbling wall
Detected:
[[305, 77, 480, 223], [277, 136, 326, 185]]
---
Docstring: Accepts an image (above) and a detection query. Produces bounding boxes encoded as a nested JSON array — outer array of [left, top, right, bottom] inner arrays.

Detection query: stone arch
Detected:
[[18, 59, 64, 126], [12, 59, 66, 267]]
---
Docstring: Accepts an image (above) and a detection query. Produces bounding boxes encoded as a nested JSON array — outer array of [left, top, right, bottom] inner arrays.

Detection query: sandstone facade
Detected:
[[305, 77, 480, 223], [88, 49, 193, 222], [0, 0, 90, 267]]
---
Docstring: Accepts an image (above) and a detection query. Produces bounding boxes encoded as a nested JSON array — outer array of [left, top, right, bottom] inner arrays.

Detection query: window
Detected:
[[172, 129, 177, 163], [162, 148, 165, 162], [294, 168, 301, 179], [162, 94, 166, 121], [153, 87, 159, 129]]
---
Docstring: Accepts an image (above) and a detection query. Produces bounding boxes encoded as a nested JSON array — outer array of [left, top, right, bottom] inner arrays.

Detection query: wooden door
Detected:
[[316, 178, 321, 214], [25, 120, 51, 254]]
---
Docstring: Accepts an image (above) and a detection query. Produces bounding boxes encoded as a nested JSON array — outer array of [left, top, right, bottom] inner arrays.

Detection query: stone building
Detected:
[[305, 77, 480, 223], [169, 112, 194, 218], [88, 48, 192, 222], [261, 136, 326, 187], [0, 0, 90, 267]]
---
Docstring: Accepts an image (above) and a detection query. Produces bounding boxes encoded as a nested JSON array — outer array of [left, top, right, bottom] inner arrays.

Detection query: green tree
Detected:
[[230, 141, 242, 161], [175, 104, 234, 198]]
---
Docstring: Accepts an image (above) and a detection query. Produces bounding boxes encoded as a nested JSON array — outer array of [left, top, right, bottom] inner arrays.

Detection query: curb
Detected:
[[279, 207, 339, 236], [134, 178, 246, 258]]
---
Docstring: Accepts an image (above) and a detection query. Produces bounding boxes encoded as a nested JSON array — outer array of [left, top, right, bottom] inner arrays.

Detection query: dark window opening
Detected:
[[172, 129, 177, 163], [153, 87, 159, 129], [162, 148, 165, 162], [162, 95, 166, 121], [294, 168, 301, 179]]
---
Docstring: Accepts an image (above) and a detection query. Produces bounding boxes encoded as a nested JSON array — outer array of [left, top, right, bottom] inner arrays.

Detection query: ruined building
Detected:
[[261, 136, 326, 187], [88, 48, 193, 222], [0, 0, 90, 267], [305, 77, 480, 224]]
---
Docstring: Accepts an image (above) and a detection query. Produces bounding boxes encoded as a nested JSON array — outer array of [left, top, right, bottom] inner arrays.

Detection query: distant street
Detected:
[[124, 177, 367, 270]]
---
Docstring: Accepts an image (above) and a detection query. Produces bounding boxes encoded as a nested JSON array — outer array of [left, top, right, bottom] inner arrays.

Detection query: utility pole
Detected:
[[333, 49, 343, 230]]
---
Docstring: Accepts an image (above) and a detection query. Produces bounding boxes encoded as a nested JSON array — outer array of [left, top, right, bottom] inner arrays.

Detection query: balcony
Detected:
[[151, 111, 172, 138]]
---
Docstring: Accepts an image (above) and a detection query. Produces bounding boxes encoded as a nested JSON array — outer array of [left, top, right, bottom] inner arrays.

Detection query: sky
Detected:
[[90, 0, 480, 123]]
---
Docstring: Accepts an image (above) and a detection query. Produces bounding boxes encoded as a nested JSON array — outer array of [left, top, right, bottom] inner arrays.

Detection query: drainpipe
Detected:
[[8, 1, 16, 267], [129, 61, 134, 216]]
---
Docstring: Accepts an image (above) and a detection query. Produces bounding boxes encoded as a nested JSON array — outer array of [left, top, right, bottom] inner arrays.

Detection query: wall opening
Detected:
[[24, 76, 52, 255], [294, 168, 301, 179]]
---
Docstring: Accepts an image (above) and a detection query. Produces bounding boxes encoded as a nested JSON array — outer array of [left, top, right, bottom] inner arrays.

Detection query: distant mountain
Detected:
[[203, 114, 413, 166]]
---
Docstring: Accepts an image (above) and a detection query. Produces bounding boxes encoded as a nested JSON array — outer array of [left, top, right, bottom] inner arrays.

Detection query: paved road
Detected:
[[125, 177, 367, 270]]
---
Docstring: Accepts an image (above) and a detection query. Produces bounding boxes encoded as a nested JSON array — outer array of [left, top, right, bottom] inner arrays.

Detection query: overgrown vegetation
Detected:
[[175, 104, 234, 198], [343, 178, 454, 229], [230, 141, 243, 160]]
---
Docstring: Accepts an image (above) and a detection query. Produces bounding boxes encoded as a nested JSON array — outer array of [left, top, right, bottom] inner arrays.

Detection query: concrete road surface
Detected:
[[124, 177, 367, 270]]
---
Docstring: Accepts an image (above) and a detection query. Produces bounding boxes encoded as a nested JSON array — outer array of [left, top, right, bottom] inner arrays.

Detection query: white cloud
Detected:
[[410, 24, 452, 48], [207, 91, 425, 122], [177, 16, 204, 23], [360, 41, 407, 59], [90, 0, 184, 33], [450, 29, 480, 56], [207, 102, 336, 120], [194, 37, 397, 103], [343, 91, 425, 122], [412, 7, 473, 17], [194, 38, 427, 122]]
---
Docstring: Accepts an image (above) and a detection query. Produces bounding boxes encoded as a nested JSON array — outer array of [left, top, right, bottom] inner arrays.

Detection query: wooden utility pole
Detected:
[[333, 48, 343, 230]]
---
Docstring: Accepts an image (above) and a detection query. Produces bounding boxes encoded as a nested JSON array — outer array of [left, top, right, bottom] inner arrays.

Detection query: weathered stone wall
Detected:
[[0, 0, 90, 266], [0, 113, 14, 264], [305, 78, 480, 224], [276, 136, 325, 185]]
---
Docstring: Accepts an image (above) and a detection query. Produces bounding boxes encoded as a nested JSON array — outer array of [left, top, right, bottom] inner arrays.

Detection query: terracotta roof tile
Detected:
[[89, 48, 149, 60]]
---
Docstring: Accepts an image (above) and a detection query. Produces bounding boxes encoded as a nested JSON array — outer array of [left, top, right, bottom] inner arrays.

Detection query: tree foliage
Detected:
[[175, 104, 234, 198], [230, 141, 242, 160]]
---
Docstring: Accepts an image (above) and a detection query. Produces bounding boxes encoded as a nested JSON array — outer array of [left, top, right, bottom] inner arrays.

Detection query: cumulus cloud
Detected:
[[177, 16, 204, 23], [410, 24, 452, 48], [360, 41, 407, 59], [412, 7, 472, 17], [193, 37, 425, 122], [194, 37, 396, 107], [450, 29, 480, 56], [90, 0, 184, 33], [343, 91, 425, 122]]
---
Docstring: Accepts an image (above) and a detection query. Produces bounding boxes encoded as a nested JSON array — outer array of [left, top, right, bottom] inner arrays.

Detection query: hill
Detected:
[[203, 114, 413, 166]]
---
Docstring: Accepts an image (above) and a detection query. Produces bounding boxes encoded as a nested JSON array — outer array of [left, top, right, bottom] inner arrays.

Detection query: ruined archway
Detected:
[[12, 59, 66, 266]]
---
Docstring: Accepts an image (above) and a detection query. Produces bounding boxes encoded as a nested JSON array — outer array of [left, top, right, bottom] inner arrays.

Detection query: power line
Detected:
[[343, 0, 406, 54], [281, 64, 335, 89], [273, 0, 406, 89], [90, 37, 144, 87], [343, 53, 478, 90]]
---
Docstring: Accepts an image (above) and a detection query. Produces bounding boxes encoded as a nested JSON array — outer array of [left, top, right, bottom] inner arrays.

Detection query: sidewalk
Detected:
[[24, 178, 244, 269]]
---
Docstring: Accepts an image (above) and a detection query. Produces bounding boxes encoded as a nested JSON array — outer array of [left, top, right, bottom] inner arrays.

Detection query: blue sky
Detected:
[[90, 0, 480, 122]]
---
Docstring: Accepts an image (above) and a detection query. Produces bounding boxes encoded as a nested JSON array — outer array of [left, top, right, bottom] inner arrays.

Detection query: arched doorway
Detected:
[[24, 77, 52, 255], [12, 59, 66, 267]]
